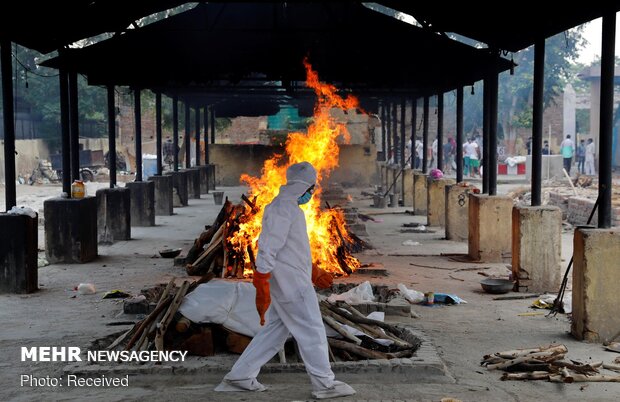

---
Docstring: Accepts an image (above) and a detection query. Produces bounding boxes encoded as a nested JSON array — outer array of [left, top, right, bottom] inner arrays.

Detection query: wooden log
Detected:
[[191, 224, 225, 267], [486, 352, 564, 370], [241, 194, 257, 211], [323, 301, 404, 336], [124, 296, 172, 351], [106, 328, 134, 351], [224, 328, 252, 354], [501, 371, 550, 381], [603, 363, 620, 372], [493, 344, 568, 359], [155, 280, 190, 352], [321, 314, 362, 345], [550, 373, 620, 383], [327, 338, 390, 360]]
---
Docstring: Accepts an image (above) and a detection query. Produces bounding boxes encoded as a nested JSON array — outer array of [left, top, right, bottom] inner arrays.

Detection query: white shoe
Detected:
[[214, 378, 267, 392], [311, 381, 356, 399]]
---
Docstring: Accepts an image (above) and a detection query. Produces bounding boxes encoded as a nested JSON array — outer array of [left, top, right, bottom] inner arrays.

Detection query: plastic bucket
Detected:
[[213, 191, 224, 205]]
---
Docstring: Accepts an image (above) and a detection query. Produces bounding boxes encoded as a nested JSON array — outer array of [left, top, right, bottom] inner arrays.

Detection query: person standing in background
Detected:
[[585, 138, 596, 175], [576, 139, 586, 174], [560, 134, 575, 175]]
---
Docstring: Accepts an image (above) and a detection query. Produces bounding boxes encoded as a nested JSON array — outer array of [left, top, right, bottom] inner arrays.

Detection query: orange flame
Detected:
[[229, 59, 361, 276]]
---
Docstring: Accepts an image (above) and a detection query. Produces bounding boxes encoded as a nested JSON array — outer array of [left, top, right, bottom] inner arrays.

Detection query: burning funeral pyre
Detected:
[[184, 59, 369, 279]]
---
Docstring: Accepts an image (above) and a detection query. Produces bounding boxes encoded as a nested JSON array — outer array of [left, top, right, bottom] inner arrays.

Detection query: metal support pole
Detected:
[[411, 97, 417, 169], [422, 96, 429, 173], [392, 101, 398, 164], [482, 77, 490, 193], [531, 39, 545, 206], [380, 102, 386, 161], [456, 87, 464, 183], [385, 102, 391, 163], [437, 93, 444, 172], [172, 95, 179, 172], [1, 40, 16, 209], [598, 11, 616, 228], [210, 107, 215, 144], [204, 106, 209, 164], [68, 71, 80, 182], [400, 97, 406, 170], [59, 67, 71, 195], [106, 85, 116, 187], [489, 69, 499, 196], [134, 89, 142, 181], [155, 92, 163, 176], [195, 106, 201, 166], [184, 102, 191, 168]]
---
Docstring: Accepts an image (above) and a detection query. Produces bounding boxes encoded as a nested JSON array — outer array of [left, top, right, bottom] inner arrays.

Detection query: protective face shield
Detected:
[[297, 184, 315, 205]]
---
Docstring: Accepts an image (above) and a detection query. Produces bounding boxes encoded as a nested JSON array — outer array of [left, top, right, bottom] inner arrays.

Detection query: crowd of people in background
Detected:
[[391, 132, 596, 177]]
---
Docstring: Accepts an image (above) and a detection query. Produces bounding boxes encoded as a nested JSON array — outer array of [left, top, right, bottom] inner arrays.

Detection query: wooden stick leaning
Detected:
[[321, 314, 362, 345], [134, 278, 177, 351], [155, 280, 190, 352], [327, 338, 389, 360]]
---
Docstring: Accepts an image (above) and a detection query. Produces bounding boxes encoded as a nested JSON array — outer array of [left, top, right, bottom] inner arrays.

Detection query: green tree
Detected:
[[498, 29, 586, 153]]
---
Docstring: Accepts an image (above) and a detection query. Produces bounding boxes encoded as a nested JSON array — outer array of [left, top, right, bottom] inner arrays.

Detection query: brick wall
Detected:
[[549, 192, 620, 227]]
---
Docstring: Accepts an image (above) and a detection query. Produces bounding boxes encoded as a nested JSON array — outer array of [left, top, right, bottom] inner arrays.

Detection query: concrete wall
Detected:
[[572, 228, 620, 343], [208, 144, 377, 187], [0, 139, 50, 179], [524, 155, 564, 180], [548, 192, 620, 227]]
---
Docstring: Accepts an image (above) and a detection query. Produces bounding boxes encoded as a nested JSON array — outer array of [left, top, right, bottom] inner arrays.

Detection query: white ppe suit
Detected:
[[215, 162, 355, 400]]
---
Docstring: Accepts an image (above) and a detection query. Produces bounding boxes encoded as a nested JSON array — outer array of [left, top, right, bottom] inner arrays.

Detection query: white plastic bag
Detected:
[[397, 283, 425, 303], [327, 281, 375, 304]]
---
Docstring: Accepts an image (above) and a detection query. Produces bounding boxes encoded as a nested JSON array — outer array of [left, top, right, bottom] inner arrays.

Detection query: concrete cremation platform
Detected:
[[445, 184, 474, 242], [167, 171, 189, 207], [44, 197, 98, 264], [186, 168, 201, 200], [468, 194, 512, 262], [0, 213, 38, 293], [198, 165, 210, 194], [148, 174, 173, 216], [413, 172, 428, 215], [427, 178, 455, 227], [572, 227, 620, 343], [126, 181, 155, 227], [96, 187, 131, 244], [511, 205, 562, 293]]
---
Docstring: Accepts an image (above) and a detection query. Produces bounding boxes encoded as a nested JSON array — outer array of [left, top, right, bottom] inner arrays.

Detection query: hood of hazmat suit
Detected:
[[255, 161, 317, 302]]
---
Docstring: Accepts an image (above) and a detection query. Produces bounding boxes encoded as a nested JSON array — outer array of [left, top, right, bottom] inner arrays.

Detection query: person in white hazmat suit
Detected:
[[215, 161, 356, 400]]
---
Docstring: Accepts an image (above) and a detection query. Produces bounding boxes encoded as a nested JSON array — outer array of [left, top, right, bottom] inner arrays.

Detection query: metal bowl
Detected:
[[480, 278, 514, 294], [159, 248, 182, 258]]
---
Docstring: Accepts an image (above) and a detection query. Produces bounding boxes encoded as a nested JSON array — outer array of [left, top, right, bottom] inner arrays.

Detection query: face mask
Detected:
[[297, 184, 315, 205]]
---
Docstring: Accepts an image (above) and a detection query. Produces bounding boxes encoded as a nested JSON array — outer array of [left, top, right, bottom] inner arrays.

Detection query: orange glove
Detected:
[[253, 270, 271, 326], [312, 265, 333, 289]]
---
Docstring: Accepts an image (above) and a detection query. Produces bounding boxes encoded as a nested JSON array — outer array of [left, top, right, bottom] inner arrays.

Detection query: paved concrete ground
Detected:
[[1, 183, 619, 401]]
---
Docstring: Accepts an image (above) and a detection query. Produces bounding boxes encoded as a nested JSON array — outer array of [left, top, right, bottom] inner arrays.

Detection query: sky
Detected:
[[575, 15, 620, 64]]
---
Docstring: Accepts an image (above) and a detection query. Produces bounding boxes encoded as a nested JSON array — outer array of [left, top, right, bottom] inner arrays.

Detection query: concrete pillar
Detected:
[[572, 228, 620, 343], [167, 170, 189, 207], [445, 184, 476, 242], [413, 172, 428, 215], [403, 169, 413, 207], [44, 197, 98, 264], [390, 166, 401, 204], [427, 178, 455, 226], [468, 194, 512, 262], [512, 206, 562, 293], [0, 214, 37, 293], [187, 168, 201, 199], [198, 165, 210, 194], [207, 164, 216, 190], [149, 175, 173, 216], [96, 187, 131, 244], [126, 181, 155, 227], [379, 163, 388, 192]]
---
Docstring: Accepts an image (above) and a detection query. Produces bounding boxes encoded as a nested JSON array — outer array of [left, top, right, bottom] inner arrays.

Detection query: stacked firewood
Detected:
[[107, 275, 214, 354], [320, 300, 419, 361], [183, 195, 370, 278], [482, 344, 620, 382]]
